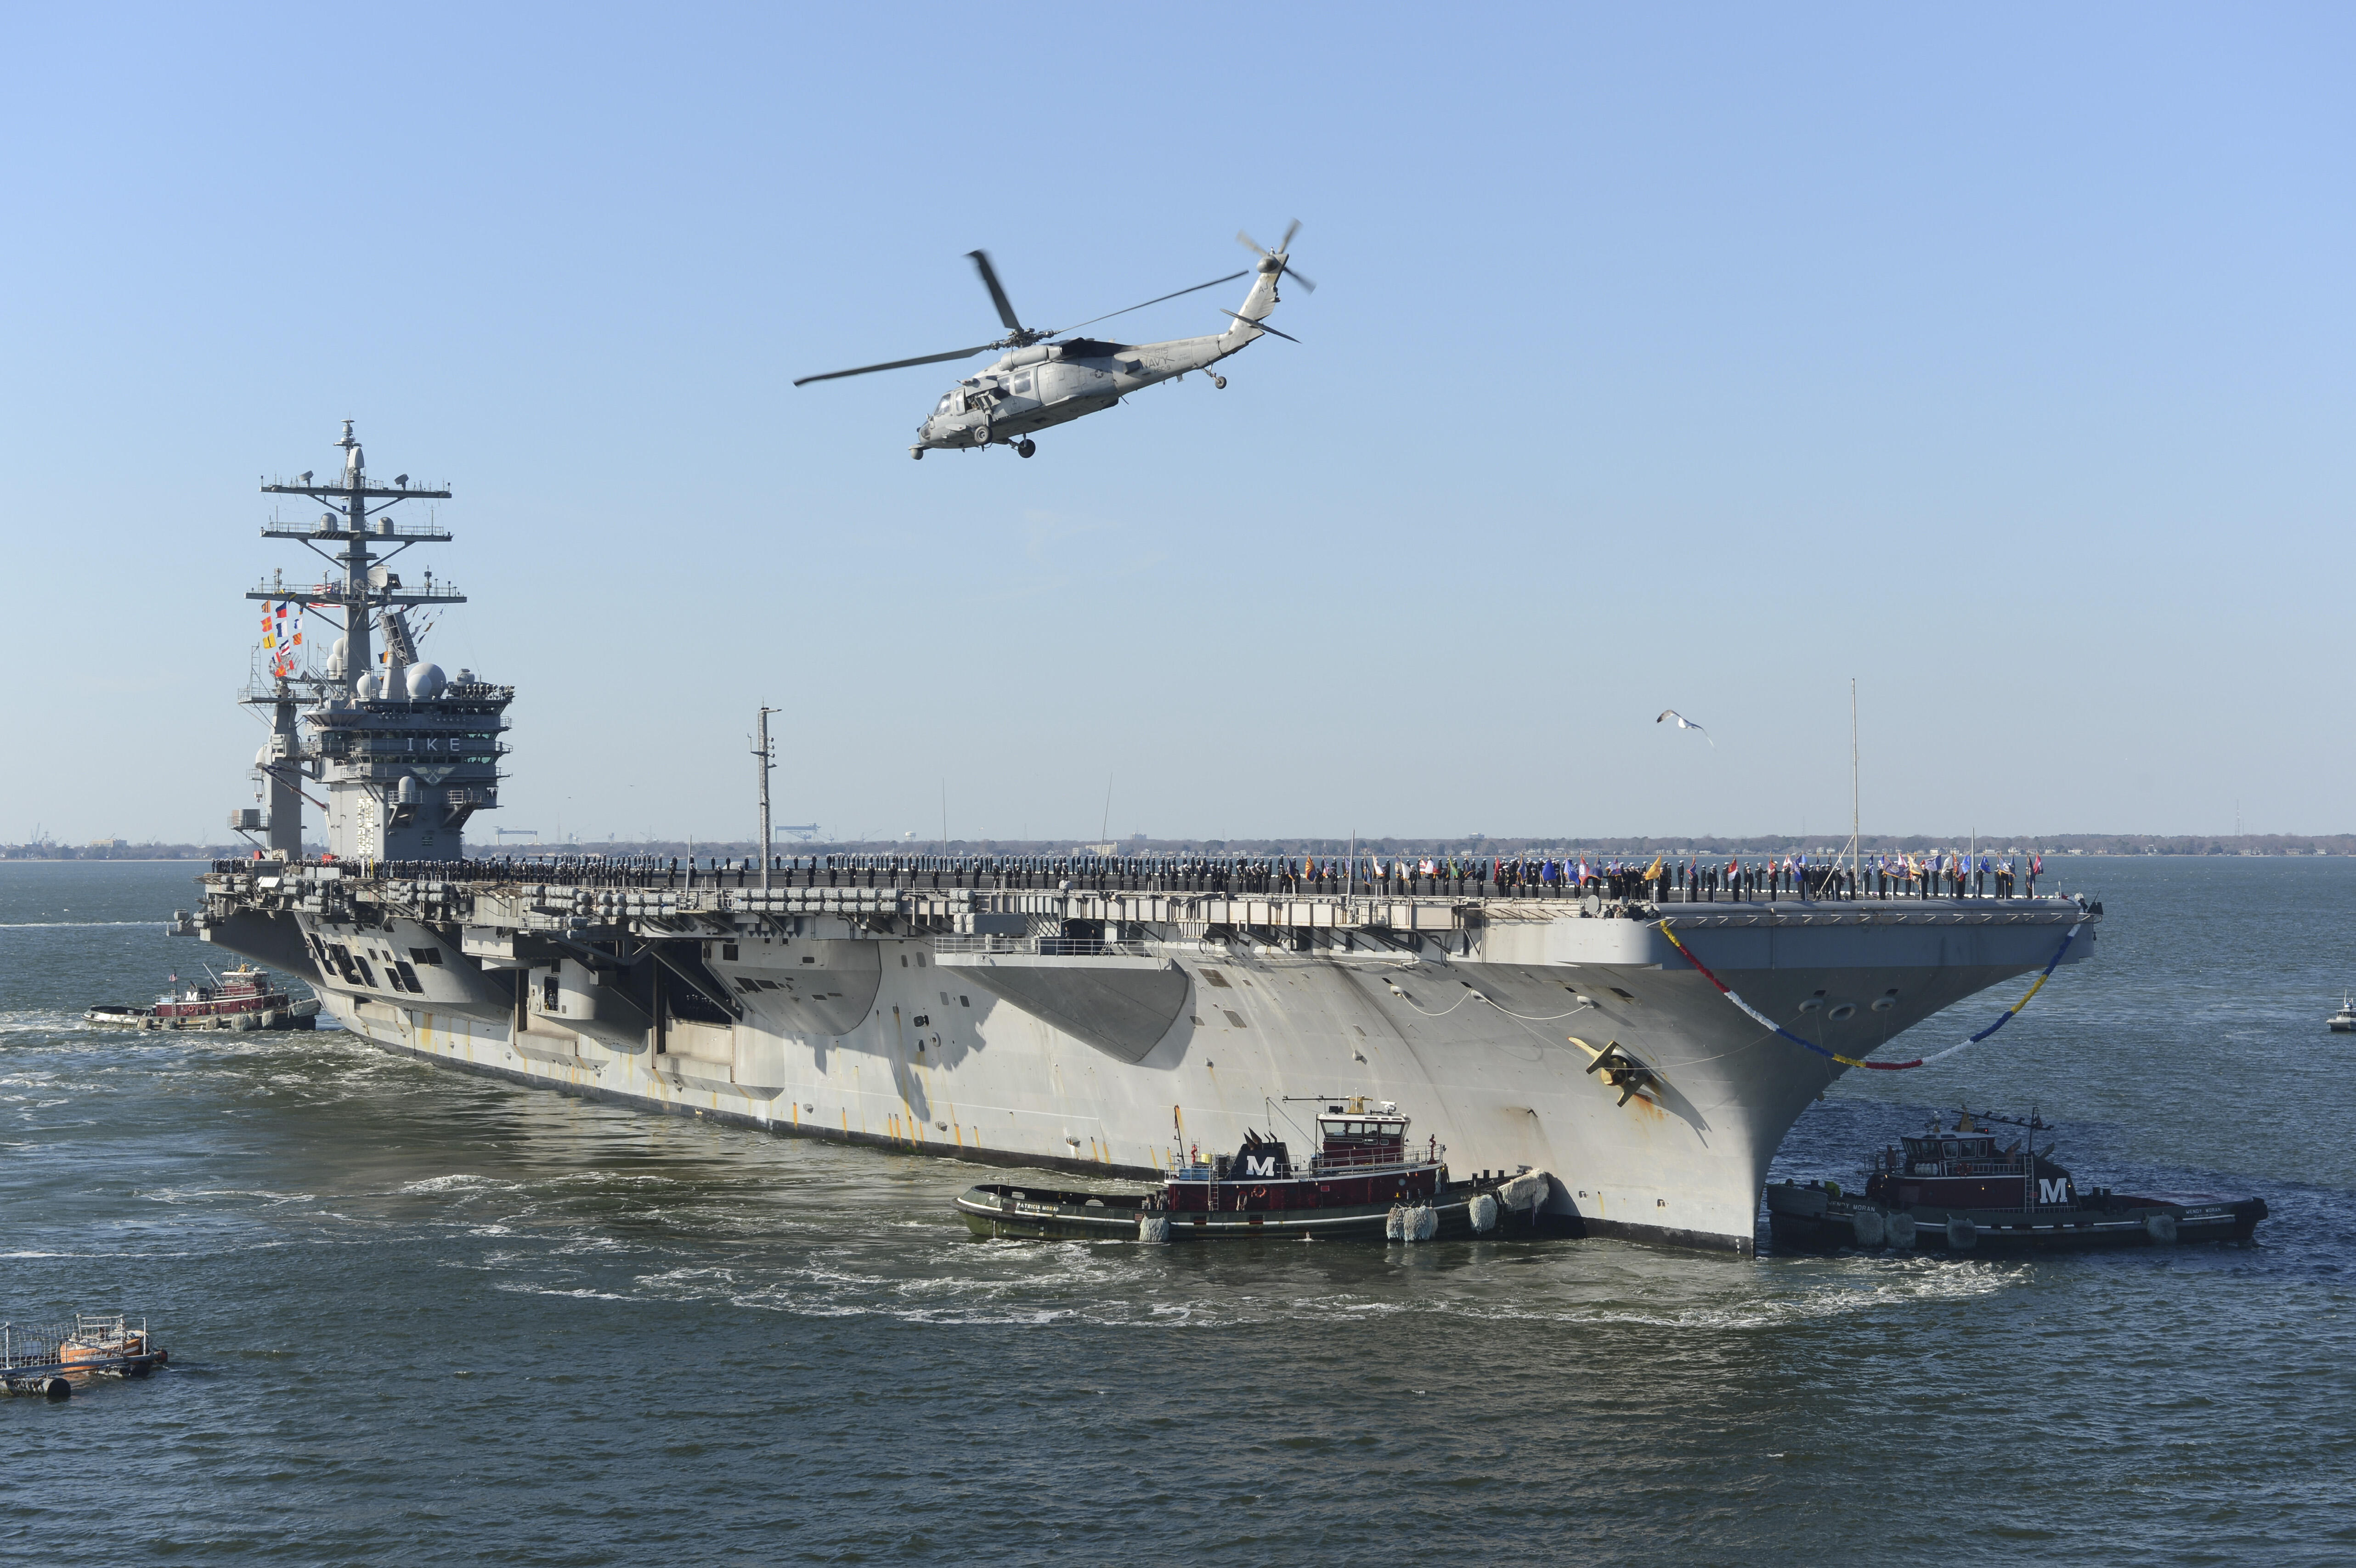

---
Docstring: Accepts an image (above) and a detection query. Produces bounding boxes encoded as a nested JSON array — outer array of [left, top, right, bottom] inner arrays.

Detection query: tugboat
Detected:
[[955, 1099, 1553, 1242], [1765, 1111, 2267, 1253], [84, 966, 320, 1032], [2328, 995, 2356, 1033]]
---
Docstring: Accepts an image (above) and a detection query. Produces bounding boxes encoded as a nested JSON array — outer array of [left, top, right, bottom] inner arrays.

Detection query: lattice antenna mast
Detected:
[[255, 419, 463, 684]]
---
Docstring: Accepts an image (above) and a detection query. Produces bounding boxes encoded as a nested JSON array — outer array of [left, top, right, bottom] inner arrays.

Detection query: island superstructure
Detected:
[[185, 426, 2100, 1254], [230, 420, 509, 863]]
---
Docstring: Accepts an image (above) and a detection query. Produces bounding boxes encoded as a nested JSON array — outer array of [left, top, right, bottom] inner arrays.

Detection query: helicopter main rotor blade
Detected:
[[967, 250, 1024, 334], [1047, 271, 1253, 336], [791, 344, 996, 387], [1218, 308, 1300, 344]]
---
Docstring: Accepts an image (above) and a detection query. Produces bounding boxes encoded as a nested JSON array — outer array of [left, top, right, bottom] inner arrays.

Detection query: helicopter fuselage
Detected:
[[914, 324, 1257, 453]]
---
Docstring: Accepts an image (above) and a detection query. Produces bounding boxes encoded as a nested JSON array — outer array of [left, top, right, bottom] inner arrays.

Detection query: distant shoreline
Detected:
[[0, 857, 242, 864]]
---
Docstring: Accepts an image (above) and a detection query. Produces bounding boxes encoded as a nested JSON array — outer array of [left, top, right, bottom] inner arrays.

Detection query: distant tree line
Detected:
[[0, 841, 258, 861]]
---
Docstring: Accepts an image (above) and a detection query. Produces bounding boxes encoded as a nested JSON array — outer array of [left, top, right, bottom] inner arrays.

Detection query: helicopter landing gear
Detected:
[[1212, 375, 1227, 389], [1016, 439, 1036, 459]]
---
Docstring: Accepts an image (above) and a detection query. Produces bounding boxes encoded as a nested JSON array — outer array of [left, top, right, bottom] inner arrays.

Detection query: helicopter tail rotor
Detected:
[[1236, 220, 1316, 293], [1218, 220, 1312, 344]]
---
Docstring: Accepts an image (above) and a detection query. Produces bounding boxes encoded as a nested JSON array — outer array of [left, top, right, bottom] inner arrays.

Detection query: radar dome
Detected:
[[326, 635, 349, 679], [405, 662, 446, 700], [253, 745, 271, 769], [355, 672, 380, 699]]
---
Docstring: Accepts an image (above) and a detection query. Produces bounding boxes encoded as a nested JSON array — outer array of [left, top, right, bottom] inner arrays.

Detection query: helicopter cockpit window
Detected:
[[934, 393, 956, 415]]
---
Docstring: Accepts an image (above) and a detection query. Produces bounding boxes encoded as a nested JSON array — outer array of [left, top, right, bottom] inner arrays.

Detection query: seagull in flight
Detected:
[[1656, 709, 1716, 748]]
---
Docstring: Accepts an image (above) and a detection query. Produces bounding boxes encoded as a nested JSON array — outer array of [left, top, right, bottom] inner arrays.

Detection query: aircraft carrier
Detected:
[[183, 426, 2100, 1254]]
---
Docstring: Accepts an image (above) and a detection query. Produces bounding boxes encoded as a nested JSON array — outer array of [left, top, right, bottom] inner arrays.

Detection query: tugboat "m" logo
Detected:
[[1243, 1156, 1278, 1176], [2039, 1178, 2070, 1204]]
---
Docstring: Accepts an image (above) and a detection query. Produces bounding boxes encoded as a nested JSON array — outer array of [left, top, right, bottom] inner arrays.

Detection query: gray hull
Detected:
[[197, 876, 2094, 1256]]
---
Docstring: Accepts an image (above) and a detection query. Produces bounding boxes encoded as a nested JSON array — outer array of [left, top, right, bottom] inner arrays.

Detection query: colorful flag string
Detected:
[[1655, 917, 2086, 1072]]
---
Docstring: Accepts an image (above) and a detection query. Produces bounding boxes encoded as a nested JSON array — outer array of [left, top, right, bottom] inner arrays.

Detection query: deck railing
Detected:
[[930, 936, 1152, 958], [1909, 1160, 2032, 1179], [207, 853, 2083, 911], [1169, 1148, 1433, 1181]]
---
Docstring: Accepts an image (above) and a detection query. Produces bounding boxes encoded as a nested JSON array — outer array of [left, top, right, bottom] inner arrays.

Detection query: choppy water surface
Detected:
[[4, 858, 2352, 1564]]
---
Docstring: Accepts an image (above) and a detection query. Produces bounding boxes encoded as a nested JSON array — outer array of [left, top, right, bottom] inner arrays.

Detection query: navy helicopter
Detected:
[[793, 223, 1314, 458]]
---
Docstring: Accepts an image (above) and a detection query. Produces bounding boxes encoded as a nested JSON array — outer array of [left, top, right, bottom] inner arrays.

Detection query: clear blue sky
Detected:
[[5, 4, 2350, 846]]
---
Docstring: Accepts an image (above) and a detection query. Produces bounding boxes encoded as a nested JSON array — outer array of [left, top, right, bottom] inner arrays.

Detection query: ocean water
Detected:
[[3, 857, 2351, 1565]]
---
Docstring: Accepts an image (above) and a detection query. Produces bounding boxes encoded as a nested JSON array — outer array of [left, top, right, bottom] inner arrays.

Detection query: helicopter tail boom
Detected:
[[1218, 262, 1283, 344]]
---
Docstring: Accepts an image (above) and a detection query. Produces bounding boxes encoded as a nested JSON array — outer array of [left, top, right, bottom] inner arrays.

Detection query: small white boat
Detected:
[[2329, 995, 2356, 1034]]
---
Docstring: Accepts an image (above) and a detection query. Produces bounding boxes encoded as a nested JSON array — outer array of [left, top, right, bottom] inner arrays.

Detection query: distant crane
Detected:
[[494, 827, 542, 841]]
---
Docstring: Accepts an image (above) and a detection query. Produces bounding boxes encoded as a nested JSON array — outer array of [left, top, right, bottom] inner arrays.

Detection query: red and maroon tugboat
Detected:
[[84, 965, 321, 1033], [1766, 1110, 2267, 1253], [955, 1099, 1553, 1242]]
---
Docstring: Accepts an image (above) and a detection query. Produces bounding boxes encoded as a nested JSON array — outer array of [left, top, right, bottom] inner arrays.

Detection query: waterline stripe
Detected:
[[1654, 918, 2085, 1072]]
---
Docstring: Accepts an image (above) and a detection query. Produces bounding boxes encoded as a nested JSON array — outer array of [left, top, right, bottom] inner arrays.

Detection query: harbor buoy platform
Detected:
[[3, 1315, 168, 1398]]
